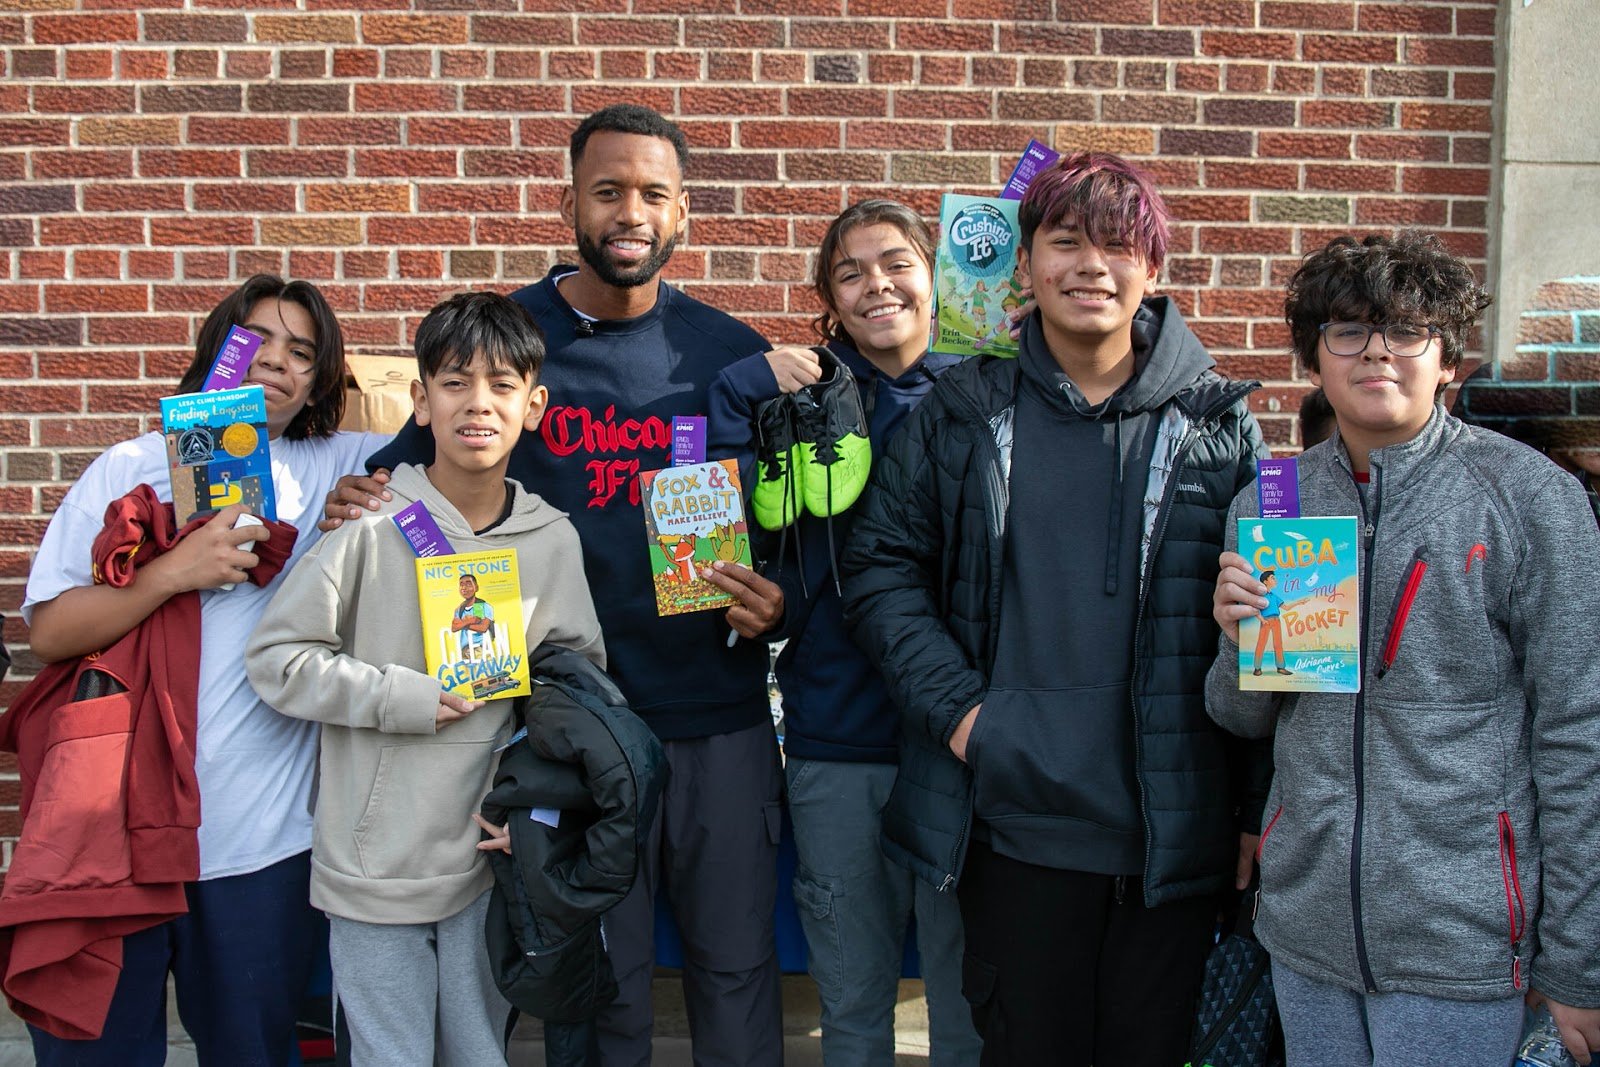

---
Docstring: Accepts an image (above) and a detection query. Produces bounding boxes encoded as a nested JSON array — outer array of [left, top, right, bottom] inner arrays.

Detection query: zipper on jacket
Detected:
[[1350, 466, 1380, 993], [940, 400, 1013, 894], [1377, 548, 1428, 679], [1128, 416, 1206, 903], [1191, 946, 1271, 1062], [1256, 804, 1283, 861], [1498, 811, 1527, 989]]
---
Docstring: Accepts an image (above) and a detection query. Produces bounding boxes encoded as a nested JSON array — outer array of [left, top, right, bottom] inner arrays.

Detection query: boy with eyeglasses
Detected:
[[1208, 231, 1600, 1066]]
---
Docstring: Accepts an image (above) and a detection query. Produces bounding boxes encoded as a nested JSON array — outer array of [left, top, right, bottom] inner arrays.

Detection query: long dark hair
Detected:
[[176, 275, 346, 439]]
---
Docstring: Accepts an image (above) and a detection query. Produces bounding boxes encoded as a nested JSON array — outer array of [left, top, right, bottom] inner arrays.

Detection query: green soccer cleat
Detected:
[[751, 396, 805, 530], [793, 348, 871, 518]]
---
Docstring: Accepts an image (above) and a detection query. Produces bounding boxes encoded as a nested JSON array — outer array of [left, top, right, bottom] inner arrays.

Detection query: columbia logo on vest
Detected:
[[1177, 481, 1205, 493]]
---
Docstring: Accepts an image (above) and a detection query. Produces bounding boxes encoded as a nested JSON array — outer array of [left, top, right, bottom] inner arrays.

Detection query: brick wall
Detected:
[[1456, 278, 1600, 453], [0, 1, 1500, 858]]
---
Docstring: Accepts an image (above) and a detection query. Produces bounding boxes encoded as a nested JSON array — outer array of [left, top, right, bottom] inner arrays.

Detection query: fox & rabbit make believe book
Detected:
[[395, 500, 531, 702], [1236, 514, 1361, 693], [641, 458, 751, 616]]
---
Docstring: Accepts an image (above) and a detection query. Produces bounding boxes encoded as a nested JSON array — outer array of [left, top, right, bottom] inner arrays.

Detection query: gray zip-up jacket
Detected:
[[1205, 406, 1600, 1007]]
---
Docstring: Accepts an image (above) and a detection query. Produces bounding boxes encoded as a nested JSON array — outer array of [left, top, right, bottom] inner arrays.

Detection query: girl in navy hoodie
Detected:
[[709, 201, 981, 1065]]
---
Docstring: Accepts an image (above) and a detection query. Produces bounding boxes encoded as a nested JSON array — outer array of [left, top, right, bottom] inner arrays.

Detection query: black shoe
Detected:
[[1276, 667, 1293, 675], [1252, 668, 1262, 676], [793, 347, 871, 518]]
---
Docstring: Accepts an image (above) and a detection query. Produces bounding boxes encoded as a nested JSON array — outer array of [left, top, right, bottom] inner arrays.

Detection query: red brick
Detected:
[[1452, 137, 1492, 165], [83, 183, 186, 212], [144, 13, 249, 42], [333, 48, 381, 77], [0, 120, 70, 147], [1161, 128, 1254, 157], [1400, 104, 1491, 133], [356, 149, 459, 178], [192, 184, 296, 212], [788, 88, 890, 118], [918, 55, 965, 86], [120, 51, 168, 80], [1200, 31, 1296, 59], [138, 149, 243, 178], [578, 16, 680, 45], [188, 117, 290, 145], [463, 149, 564, 179], [417, 183, 520, 213], [893, 21, 994, 52], [1400, 166, 1489, 196], [739, 121, 841, 149], [1404, 37, 1494, 68], [1452, 72, 1496, 102], [30, 85, 136, 114], [299, 117, 402, 145], [1204, 97, 1296, 127], [40, 217, 145, 246], [407, 118, 514, 145], [1163, 194, 1251, 221], [790, 19, 889, 48], [1223, 63, 1269, 93], [1360, 3, 1452, 33], [972, 56, 1018, 86], [363, 14, 468, 44], [1304, 163, 1395, 191], [845, 120, 946, 150], [572, 86, 677, 114], [1272, 64, 1315, 94], [951, 123, 1052, 152], [356, 82, 457, 112], [32, 13, 139, 44], [1354, 197, 1448, 226], [1456, 7, 1497, 37], [1197, 226, 1294, 254], [1261, 1, 1355, 29], [1320, 67, 1367, 96], [1354, 133, 1449, 162], [368, 217, 473, 245], [1301, 101, 1394, 129], [894, 90, 993, 121], [247, 149, 349, 178], [62, 49, 111, 79], [1102, 28, 1195, 56], [998, 24, 1094, 55], [1205, 161, 1299, 190], [152, 217, 255, 245], [1158, 0, 1253, 26], [1105, 93, 1197, 124], [17, 251, 66, 280], [0, 384, 83, 414]]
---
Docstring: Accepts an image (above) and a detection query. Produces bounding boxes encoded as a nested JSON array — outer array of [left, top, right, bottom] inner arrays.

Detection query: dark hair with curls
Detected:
[[570, 104, 690, 177], [415, 291, 546, 383], [176, 275, 346, 440], [1018, 151, 1171, 271], [1286, 230, 1492, 376], [811, 199, 936, 345]]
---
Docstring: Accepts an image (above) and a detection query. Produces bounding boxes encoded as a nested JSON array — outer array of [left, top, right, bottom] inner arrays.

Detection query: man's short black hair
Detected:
[[1285, 230, 1492, 376], [1260, 570, 1276, 583], [570, 104, 690, 176], [414, 292, 546, 383]]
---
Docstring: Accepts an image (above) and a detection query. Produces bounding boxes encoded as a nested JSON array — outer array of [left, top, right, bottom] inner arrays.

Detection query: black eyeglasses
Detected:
[[1319, 322, 1439, 358]]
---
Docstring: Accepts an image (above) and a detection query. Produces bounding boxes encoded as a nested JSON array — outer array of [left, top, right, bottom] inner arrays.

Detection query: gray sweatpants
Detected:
[[1273, 960, 1522, 1067], [328, 889, 513, 1067]]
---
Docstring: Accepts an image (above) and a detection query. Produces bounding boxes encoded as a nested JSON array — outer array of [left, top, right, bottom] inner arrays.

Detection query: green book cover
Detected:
[[640, 458, 751, 616], [932, 193, 1025, 358]]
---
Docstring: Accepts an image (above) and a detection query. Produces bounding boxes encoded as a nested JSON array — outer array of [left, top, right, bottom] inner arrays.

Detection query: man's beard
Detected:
[[576, 229, 679, 289]]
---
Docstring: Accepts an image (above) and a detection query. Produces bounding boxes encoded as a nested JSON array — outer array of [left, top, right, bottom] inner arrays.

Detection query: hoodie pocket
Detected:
[[353, 740, 489, 881], [1378, 549, 1428, 678], [1497, 811, 1528, 990]]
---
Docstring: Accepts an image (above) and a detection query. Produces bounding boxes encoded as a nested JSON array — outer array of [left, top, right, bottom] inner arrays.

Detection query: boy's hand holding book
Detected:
[[1212, 549, 1268, 644], [435, 690, 483, 730], [150, 503, 271, 595]]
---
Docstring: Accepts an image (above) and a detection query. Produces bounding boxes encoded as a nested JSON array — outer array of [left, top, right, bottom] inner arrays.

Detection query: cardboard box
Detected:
[[340, 354, 416, 434]]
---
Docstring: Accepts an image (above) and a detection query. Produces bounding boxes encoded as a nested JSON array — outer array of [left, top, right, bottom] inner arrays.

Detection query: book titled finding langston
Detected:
[[160, 384, 276, 526]]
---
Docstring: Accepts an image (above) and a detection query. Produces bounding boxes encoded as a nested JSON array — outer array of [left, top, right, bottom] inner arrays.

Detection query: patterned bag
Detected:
[[1188, 890, 1283, 1067]]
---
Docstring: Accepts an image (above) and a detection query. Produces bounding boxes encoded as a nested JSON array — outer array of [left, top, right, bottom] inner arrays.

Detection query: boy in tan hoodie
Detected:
[[247, 292, 604, 1065]]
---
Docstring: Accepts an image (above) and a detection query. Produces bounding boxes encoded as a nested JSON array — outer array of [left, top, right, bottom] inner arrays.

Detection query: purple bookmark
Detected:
[[1257, 458, 1301, 519], [672, 416, 707, 466], [392, 500, 454, 558], [1000, 140, 1061, 200], [201, 326, 263, 393]]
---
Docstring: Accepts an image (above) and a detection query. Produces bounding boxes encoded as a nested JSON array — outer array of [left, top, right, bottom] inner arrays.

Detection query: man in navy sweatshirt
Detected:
[[354, 105, 786, 1066]]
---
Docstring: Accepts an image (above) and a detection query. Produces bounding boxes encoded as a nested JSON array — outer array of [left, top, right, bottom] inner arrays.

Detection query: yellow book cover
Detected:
[[414, 549, 531, 701]]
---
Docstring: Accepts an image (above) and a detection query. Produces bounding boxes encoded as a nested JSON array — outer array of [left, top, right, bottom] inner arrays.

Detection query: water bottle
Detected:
[[1516, 1006, 1578, 1067]]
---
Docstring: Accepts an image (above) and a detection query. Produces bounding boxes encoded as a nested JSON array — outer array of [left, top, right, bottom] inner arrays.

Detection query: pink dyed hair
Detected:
[[1018, 151, 1171, 272]]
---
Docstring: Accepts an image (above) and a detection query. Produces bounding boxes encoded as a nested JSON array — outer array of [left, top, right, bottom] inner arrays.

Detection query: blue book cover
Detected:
[[160, 385, 276, 524], [1236, 515, 1361, 693]]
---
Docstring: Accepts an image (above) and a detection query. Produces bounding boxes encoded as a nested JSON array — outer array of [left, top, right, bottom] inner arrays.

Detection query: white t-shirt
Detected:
[[23, 429, 390, 880]]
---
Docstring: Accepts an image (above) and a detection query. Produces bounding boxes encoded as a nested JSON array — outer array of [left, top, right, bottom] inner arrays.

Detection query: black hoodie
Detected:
[[977, 297, 1220, 874]]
